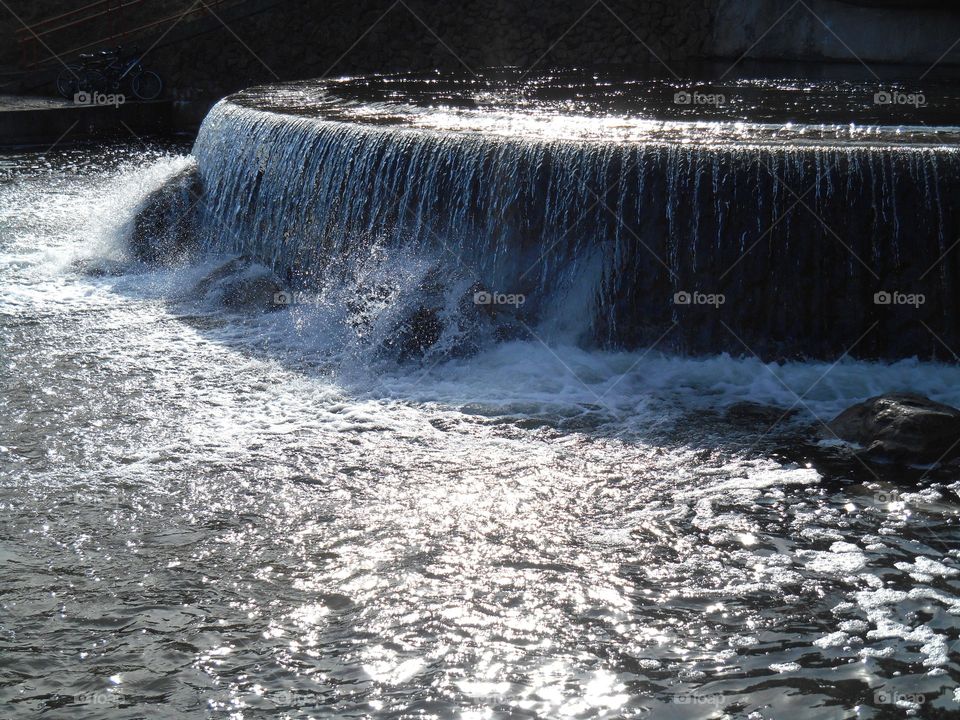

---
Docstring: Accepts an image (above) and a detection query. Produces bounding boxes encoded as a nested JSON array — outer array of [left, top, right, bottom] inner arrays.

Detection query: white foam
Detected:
[[769, 662, 801, 673], [813, 631, 849, 649], [895, 556, 960, 582], [801, 548, 868, 576], [342, 342, 960, 429]]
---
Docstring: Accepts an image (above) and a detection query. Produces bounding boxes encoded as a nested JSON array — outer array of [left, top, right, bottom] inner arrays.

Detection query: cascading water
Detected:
[[185, 73, 960, 361]]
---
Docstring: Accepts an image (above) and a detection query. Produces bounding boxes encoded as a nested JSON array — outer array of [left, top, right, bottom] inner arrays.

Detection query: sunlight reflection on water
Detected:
[[0, 141, 959, 719]]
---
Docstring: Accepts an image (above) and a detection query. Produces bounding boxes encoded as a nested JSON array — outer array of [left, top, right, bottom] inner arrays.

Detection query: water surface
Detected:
[[1, 143, 960, 719]]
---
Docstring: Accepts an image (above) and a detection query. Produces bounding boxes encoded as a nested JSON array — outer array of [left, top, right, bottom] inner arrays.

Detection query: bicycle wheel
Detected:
[[56, 64, 83, 99], [78, 69, 106, 95], [131, 71, 163, 101]]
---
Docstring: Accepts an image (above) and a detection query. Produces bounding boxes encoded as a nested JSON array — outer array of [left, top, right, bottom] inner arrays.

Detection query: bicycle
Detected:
[[56, 47, 164, 101], [55, 62, 101, 100]]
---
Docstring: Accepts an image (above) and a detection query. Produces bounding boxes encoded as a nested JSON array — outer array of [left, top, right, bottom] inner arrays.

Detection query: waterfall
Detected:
[[185, 85, 960, 361]]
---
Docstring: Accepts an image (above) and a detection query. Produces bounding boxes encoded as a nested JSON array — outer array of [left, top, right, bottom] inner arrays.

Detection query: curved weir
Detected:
[[191, 73, 960, 360]]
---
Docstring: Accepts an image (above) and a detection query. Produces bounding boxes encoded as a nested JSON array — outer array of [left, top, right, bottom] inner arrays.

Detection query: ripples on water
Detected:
[[233, 71, 960, 146], [1, 145, 960, 719]]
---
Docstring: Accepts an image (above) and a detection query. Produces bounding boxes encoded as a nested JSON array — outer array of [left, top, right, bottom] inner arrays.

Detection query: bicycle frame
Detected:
[[81, 52, 143, 85]]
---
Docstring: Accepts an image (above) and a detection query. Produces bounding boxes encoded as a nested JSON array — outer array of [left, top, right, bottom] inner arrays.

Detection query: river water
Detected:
[[1, 142, 960, 719]]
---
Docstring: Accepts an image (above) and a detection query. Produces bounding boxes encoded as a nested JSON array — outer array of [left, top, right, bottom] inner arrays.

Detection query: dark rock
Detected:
[[220, 270, 286, 312], [194, 257, 286, 313], [375, 275, 532, 361], [193, 256, 250, 296], [130, 165, 203, 264], [826, 393, 960, 464], [390, 306, 444, 361]]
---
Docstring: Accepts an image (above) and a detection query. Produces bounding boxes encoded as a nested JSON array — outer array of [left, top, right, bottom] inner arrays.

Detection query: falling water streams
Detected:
[[1, 73, 960, 718], [193, 74, 960, 359]]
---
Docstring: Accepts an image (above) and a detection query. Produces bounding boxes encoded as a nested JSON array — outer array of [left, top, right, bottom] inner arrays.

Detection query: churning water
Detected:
[[2, 73, 960, 719]]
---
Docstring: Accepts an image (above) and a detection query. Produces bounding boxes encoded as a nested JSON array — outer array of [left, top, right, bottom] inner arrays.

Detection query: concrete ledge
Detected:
[[0, 97, 214, 147]]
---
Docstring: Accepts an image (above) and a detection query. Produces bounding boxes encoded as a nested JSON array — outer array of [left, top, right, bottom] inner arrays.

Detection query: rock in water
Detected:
[[391, 306, 443, 361], [193, 256, 249, 295], [827, 393, 960, 463], [220, 269, 285, 312], [130, 165, 203, 264], [194, 257, 286, 313]]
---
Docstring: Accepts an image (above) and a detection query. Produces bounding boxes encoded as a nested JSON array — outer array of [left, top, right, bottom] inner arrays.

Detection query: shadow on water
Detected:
[[134, 267, 957, 479]]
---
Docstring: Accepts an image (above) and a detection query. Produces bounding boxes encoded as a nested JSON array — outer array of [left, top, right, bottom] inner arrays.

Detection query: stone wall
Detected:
[[710, 0, 960, 68], [2, 0, 714, 96], [149, 0, 715, 97], [0, 0, 186, 66], [3, 0, 959, 99]]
